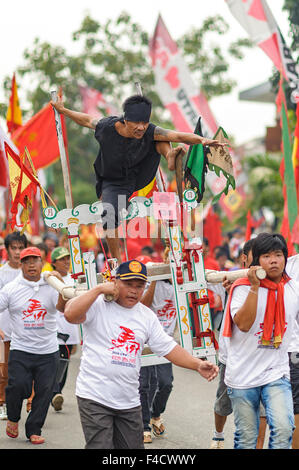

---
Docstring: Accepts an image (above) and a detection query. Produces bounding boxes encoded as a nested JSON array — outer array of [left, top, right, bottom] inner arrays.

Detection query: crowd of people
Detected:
[[0, 93, 298, 450]]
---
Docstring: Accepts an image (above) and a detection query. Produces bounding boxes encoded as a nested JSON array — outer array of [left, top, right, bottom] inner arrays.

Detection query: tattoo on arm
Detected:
[[154, 126, 171, 138]]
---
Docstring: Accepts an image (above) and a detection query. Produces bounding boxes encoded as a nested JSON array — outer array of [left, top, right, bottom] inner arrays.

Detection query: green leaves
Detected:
[[245, 153, 284, 219]]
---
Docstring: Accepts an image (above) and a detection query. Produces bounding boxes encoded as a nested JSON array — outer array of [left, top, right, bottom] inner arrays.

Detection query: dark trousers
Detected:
[[52, 344, 73, 396], [0, 341, 10, 405], [6, 349, 59, 438], [139, 363, 174, 431], [101, 179, 136, 229], [77, 396, 144, 449]]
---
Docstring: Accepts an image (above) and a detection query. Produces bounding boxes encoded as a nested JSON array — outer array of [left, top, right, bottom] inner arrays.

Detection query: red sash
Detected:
[[222, 275, 290, 348]]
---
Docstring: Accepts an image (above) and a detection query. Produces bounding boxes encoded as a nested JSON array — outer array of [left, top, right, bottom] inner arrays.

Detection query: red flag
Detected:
[[11, 103, 68, 170], [245, 210, 252, 241], [203, 207, 222, 255]]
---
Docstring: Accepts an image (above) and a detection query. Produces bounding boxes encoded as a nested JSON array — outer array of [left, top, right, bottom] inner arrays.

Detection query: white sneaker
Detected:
[[0, 404, 8, 420], [210, 438, 224, 449]]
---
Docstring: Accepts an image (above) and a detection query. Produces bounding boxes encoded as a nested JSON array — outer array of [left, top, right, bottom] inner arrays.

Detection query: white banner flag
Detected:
[[79, 85, 119, 118], [149, 14, 247, 218], [149, 15, 218, 138], [226, 0, 299, 102]]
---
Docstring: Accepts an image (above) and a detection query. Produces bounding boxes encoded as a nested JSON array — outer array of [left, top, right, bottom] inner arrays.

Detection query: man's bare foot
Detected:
[[166, 146, 186, 171]]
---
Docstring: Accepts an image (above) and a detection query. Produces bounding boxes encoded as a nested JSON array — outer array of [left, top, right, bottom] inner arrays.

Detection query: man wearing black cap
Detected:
[[64, 259, 218, 449], [51, 94, 225, 263]]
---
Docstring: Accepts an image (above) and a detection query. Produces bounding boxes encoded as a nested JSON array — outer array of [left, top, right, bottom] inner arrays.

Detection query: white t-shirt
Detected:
[[224, 279, 299, 389], [207, 282, 228, 364], [148, 281, 177, 336], [286, 254, 299, 282], [0, 273, 59, 354], [286, 255, 299, 352], [56, 273, 80, 345], [76, 296, 177, 409], [0, 263, 21, 340]]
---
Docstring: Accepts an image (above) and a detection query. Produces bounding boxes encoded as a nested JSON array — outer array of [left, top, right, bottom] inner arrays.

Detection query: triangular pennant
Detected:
[[4, 142, 38, 230], [207, 127, 235, 203]]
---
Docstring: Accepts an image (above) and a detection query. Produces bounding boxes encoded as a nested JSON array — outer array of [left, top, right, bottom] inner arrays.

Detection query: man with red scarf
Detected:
[[222, 233, 299, 449]]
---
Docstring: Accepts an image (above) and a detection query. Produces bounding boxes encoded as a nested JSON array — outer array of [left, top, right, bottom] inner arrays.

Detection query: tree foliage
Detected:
[[283, 0, 299, 50], [244, 153, 283, 218], [0, 11, 251, 207], [270, 0, 299, 114]]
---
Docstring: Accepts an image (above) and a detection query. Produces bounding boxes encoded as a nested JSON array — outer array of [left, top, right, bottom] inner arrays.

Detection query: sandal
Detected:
[[29, 434, 45, 445], [151, 417, 165, 437], [6, 421, 19, 438]]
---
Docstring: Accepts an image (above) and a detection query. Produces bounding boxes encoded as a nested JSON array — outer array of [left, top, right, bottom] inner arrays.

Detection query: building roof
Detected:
[[239, 81, 275, 103]]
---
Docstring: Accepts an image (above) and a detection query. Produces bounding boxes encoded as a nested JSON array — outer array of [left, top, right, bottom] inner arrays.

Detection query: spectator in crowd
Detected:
[[0, 247, 66, 444], [138, 253, 177, 444], [36, 243, 53, 272], [0, 232, 28, 420], [50, 246, 80, 412], [223, 233, 299, 449], [209, 238, 267, 449], [43, 233, 59, 263]]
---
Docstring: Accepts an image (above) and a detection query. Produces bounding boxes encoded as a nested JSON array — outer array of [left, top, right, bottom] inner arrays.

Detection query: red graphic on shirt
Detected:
[[157, 299, 177, 321], [22, 299, 47, 321], [110, 326, 141, 357], [255, 322, 288, 343]]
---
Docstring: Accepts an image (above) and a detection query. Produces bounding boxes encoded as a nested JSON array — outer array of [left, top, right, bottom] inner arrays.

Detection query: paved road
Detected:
[[0, 346, 236, 451]]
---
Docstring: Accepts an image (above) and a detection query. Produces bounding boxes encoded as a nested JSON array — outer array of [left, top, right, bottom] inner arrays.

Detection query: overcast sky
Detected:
[[1, 0, 291, 144]]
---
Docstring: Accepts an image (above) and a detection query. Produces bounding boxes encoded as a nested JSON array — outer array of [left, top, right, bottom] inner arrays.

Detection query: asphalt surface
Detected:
[[0, 346, 236, 452]]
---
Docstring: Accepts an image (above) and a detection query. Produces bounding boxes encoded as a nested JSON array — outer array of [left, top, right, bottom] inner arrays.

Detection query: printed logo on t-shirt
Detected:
[[22, 298, 47, 329], [157, 299, 176, 326], [109, 326, 141, 368], [255, 322, 288, 349]]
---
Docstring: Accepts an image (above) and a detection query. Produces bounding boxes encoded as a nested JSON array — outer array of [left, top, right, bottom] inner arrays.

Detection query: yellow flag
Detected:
[[6, 74, 22, 133]]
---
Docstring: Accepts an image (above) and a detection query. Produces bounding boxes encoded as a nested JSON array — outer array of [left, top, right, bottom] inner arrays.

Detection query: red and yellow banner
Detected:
[[11, 103, 67, 170], [4, 142, 38, 230], [6, 74, 22, 134]]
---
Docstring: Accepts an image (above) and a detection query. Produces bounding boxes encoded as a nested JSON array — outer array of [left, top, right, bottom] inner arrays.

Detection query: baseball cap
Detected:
[[51, 246, 70, 262], [20, 247, 42, 261], [116, 260, 147, 281]]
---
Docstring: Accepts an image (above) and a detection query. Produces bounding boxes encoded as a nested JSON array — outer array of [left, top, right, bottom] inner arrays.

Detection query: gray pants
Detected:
[[77, 396, 144, 449]]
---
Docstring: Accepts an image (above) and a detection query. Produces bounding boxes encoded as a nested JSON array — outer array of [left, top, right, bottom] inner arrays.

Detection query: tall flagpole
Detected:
[[51, 90, 73, 209]]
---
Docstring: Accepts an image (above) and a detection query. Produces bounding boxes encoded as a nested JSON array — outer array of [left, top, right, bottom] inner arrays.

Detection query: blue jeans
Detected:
[[139, 363, 173, 431], [227, 377, 295, 449]]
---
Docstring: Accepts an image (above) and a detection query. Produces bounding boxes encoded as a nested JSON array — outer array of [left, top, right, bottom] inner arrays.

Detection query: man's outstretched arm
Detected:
[[165, 344, 218, 382], [51, 96, 98, 130], [154, 126, 227, 148]]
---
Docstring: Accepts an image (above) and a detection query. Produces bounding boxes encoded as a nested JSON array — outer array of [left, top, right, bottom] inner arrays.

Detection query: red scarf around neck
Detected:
[[222, 274, 290, 348]]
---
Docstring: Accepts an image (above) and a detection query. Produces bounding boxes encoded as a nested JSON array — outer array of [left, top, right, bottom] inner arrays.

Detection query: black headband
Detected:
[[123, 102, 151, 122]]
